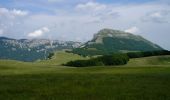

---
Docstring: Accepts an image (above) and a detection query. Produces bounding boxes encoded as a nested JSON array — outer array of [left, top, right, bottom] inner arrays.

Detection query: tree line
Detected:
[[127, 50, 170, 58], [63, 50, 170, 67]]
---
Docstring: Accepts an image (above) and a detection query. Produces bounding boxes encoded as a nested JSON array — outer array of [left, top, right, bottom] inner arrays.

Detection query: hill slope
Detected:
[[71, 29, 163, 56], [38, 51, 88, 65]]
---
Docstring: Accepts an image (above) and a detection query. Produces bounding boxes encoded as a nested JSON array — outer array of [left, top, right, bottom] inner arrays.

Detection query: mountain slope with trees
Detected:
[[70, 29, 163, 56]]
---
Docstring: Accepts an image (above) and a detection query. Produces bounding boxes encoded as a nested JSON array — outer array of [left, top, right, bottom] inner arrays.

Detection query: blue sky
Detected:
[[0, 0, 157, 12], [0, 0, 170, 50], [0, 0, 159, 14]]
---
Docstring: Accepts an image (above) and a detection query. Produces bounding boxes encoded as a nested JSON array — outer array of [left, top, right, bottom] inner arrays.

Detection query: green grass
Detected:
[[0, 52, 170, 100], [127, 55, 170, 66], [37, 51, 89, 65]]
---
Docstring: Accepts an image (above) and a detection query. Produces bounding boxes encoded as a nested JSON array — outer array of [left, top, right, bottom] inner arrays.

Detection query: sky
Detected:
[[0, 0, 170, 50]]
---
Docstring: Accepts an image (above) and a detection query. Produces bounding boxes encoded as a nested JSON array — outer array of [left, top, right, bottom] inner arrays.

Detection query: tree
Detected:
[[47, 52, 54, 59]]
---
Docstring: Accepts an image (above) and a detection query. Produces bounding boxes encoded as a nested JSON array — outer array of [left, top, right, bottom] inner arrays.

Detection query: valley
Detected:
[[1, 0, 170, 99], [0, 29, 170, 100]]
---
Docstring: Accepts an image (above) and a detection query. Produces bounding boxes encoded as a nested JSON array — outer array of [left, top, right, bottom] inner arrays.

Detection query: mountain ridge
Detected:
[[71, 29, 163, 56], [0, 28, 164, 61], [0, 37, 82, 61]]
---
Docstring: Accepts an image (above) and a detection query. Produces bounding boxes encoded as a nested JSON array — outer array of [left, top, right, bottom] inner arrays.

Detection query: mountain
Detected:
[[70, 29, 163, 56], [0, 37, 82, 61], [0, 29, 164, 61]]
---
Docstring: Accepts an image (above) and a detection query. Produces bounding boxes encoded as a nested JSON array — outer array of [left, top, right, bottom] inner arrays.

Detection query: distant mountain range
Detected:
[[71, 29, 163, 56], [0, 29, 164, 61], [0, 37, 82, 61]]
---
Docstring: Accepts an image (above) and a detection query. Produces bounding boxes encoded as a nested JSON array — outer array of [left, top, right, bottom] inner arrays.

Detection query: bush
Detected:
[[64, 50, 170, 67], [96, 54, 129, 65], [47, 52, 54, 59], [63, 53, 129, 67]]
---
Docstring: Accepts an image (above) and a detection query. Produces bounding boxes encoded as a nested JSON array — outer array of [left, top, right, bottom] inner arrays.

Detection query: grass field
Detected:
[[0, 52, 170, 100]]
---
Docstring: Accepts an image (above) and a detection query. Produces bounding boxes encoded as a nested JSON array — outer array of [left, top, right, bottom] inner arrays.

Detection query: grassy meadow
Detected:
[[0, 52, 170, 100]]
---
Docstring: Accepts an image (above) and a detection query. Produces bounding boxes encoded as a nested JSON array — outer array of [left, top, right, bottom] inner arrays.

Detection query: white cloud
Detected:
[[0, 8, 28, 18], [142, 10, 170, 23], [76, 2, 106, 12], [28, 27, 50, 38], [125, 27, 140, 34], [1, 1, 170, 49], [12, 9, 28, 16], [150, 12, 162, 18]]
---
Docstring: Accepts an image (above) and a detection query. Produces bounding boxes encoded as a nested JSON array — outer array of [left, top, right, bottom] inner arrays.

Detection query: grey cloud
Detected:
[[98, 11, 120, 22], [141, 10, 170, 23]]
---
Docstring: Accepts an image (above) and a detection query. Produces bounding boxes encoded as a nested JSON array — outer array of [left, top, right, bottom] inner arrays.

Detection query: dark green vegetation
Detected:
[[127, 50, 170, 58], [64, 54, 129, 67], [0, 52, 170, 100], [70, 29, 163, 56], [47, 52, 55, 59], [65, 50, 170, 67]]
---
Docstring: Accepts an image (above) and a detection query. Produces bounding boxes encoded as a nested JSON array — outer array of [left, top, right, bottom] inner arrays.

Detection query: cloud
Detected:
[[1, 0, 170, 49], [125, 27, 140, 34], [28, 27, 50, 38], [0, 8, 28, 18], [75, 1, 119, 23], [12, 9, 28, 16], [76, 2, 106, 12], [141, 10, 170, 23], [0, 7, 29, 38]]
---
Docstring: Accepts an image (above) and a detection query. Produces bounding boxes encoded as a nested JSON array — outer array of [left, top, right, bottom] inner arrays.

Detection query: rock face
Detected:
[[0, 37, 82, 61], [72, 29, 163, 56]]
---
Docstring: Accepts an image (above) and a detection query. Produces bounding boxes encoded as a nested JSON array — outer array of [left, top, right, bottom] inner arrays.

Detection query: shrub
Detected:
[[63, 53, 129, 67], [96, 54, 129, 65], [47, 52, 54, 59], [64, 59, 102, 67]]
